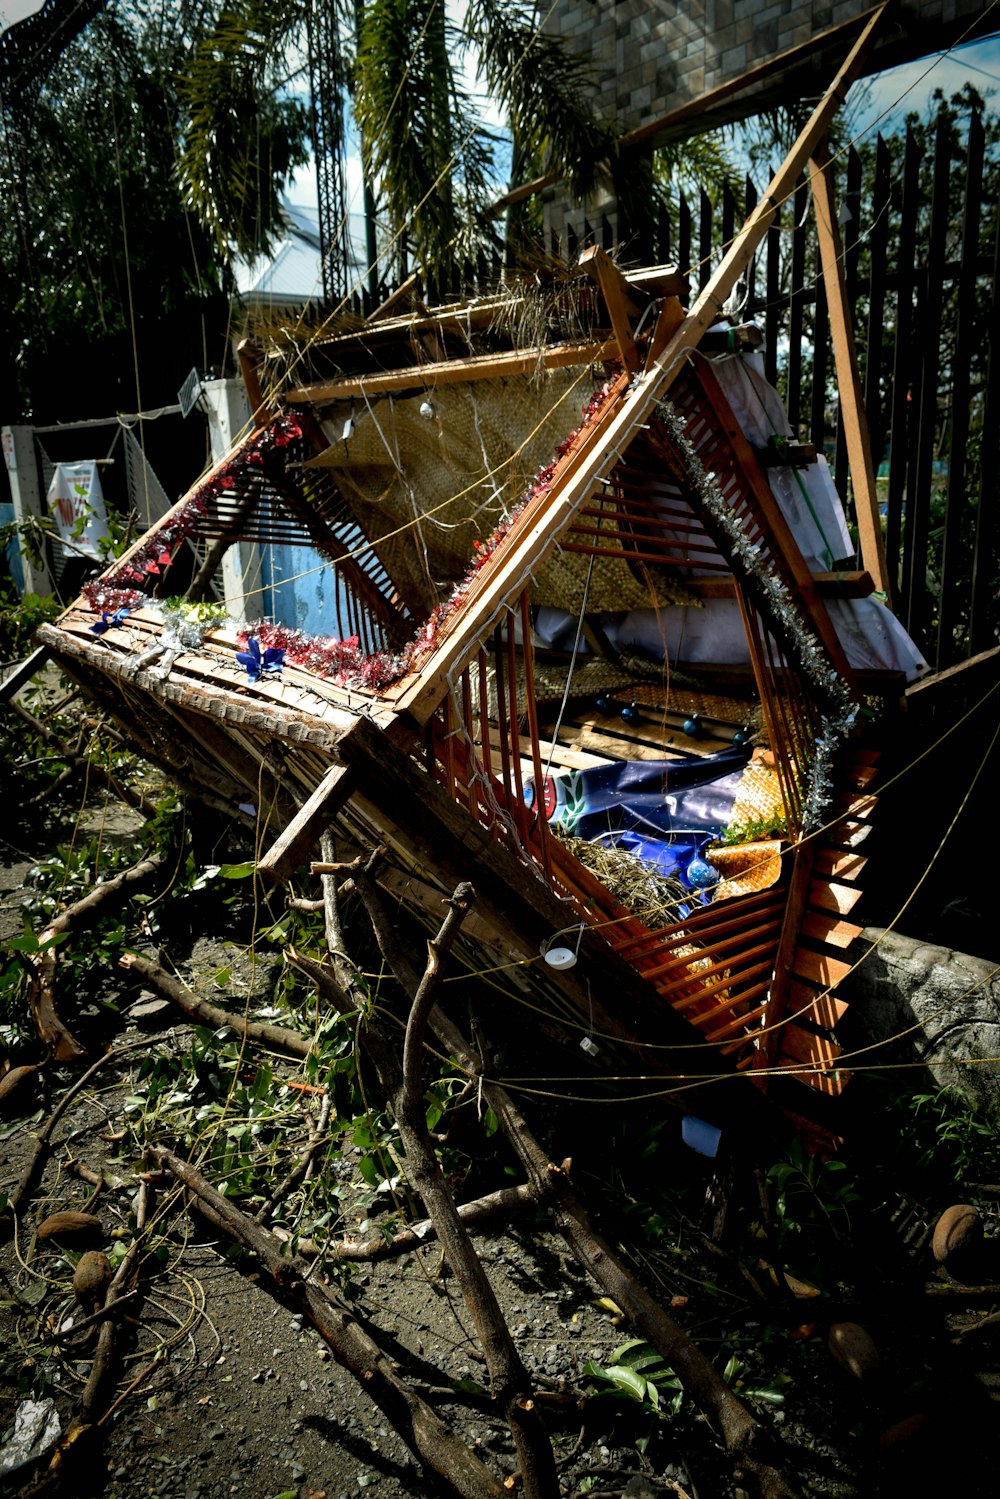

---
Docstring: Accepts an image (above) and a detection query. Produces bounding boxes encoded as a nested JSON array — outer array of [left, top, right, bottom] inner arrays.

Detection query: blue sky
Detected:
[[849, 29, 1000, 139]]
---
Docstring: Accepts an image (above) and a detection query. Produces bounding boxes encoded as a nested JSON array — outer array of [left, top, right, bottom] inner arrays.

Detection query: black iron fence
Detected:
[[352, 108, 999, 675], [625, 111, 1000, 674]]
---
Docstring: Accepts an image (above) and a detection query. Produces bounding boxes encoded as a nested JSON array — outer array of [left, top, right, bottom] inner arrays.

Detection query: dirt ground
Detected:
[[3, 753, 1000, 1499], [0, 795, 724, 1499]]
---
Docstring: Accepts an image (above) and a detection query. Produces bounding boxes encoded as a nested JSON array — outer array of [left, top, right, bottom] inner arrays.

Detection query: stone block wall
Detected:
[[540, 0, 990, 251]]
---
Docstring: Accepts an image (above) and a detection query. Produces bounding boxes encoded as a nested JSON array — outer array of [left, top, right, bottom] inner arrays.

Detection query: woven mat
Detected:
[[478, 654, 667, 721], [707, 839, 784, 902], [531, 546, 697, 614], [604, 684, 767, 738], [726, 751, 785, 829]]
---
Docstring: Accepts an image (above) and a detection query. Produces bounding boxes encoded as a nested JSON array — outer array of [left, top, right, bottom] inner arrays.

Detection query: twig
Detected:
[[255, 1090, 332, 1223], [4, 1032, 177, 1221], [51, 1289, 141, 1343], [27, 854, 165, 1059], [10, 700, 159, 818], [120, 951, 313, 1057]]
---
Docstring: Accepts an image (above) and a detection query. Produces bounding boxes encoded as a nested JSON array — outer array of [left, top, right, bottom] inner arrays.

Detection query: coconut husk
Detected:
[[554, 832, 690, 931]]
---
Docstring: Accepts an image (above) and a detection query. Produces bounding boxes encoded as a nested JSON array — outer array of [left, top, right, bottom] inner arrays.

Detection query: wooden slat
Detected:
[[814, 847, 867, 882], [831, 792, 878, 822], [791, 947, 852, 989], [800, 910, 863, 951], [788, 980, 849, 1030], [826, 818, 872, 849], [774, 1058, 849, 1097], [708, 1000, 770, 1044], [654, 944, 780, 1002], [779, 1023, 843, 1066], [287, 338, 620, 406], [808, 140, 889, 595], [610, 888, 783, 957], [256, 764, 356, 882], [808, 877, 862, 916], [0, 646, 51, 703], [691, 980, 772, 1032], [580, 245, 641, 373]]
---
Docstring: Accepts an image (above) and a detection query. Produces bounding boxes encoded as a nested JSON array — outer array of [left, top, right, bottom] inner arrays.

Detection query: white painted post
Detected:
[[200, 380, 261, 620], [2, 424, 53, 596]]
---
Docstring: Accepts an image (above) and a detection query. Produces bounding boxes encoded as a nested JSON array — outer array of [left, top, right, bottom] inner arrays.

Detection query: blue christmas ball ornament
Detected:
[[682, 716, 701, 737], [687, 857, 720, 889], [732, 728, 749, 746], [621, 704, 640, 724], [595, 695, 613, 714]]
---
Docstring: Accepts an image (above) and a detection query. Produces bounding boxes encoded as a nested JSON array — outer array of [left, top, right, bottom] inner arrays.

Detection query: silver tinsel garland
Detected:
[[655, 401, 857, 831]]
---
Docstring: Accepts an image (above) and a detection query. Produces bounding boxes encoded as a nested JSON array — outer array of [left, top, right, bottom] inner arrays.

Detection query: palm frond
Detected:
[[176, 0, 312, 261], [464, 0, 618, 199], [354, 0, 497, 275]]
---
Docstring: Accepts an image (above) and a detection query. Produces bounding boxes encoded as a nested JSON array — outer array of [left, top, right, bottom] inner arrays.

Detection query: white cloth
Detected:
[[533, 335, 930, 683], [46, 461, 110, 559]]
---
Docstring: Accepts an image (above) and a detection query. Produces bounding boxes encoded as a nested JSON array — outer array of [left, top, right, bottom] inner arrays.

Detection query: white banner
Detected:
[[46, 461, 111, 559]]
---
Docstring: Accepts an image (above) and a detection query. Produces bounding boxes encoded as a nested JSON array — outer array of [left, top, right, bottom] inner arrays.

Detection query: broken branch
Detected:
[[120, 951, 313, 1057], [151, 1144, 507, 1499], [351, 870, 798, 1499], [5, 1033, 176, 1222]]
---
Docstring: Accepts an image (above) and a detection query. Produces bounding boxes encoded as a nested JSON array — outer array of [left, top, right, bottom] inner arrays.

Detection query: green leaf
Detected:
[[218, 861, 256, 879], [744, 1386, 786, 1406], [356, 1154, 380, 1188], [602, 1365, 650, 1402]]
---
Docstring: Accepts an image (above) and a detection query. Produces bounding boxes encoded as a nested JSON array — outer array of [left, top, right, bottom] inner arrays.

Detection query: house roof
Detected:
[[235, 200, 368, 309]]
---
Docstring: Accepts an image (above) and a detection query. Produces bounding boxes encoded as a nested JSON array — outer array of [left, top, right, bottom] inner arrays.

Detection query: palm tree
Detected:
[[176, 0, 630, 297]]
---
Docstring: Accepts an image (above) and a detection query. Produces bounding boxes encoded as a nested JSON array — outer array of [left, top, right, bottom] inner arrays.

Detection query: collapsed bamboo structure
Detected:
[[36, 9, 939, 1146]]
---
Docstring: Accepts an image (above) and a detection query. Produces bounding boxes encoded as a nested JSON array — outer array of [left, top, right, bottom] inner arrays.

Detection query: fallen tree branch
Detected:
[[4, 1032, 177, 1222], [79, 1178, 151, 1420], [120, 951, 313, 1057], [255, 1089, 332, 1224], [151, 1144, 507, 1499], [270, 1181, 536, 1260], [396, 883, 558, 1497], [10, 700, 159, 819], [27, 854, 166, 1059], [293, 869, 559, 1495], [352, 869, 799, 1499], [44, 856, 164, 943]]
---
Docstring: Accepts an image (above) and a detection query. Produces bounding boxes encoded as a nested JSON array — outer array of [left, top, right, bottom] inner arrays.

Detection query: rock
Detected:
[[841, 930, 1000, 1116]]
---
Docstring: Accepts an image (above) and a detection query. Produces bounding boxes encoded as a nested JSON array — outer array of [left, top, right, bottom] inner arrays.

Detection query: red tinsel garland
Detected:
[[79, 380, 619, 691]]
